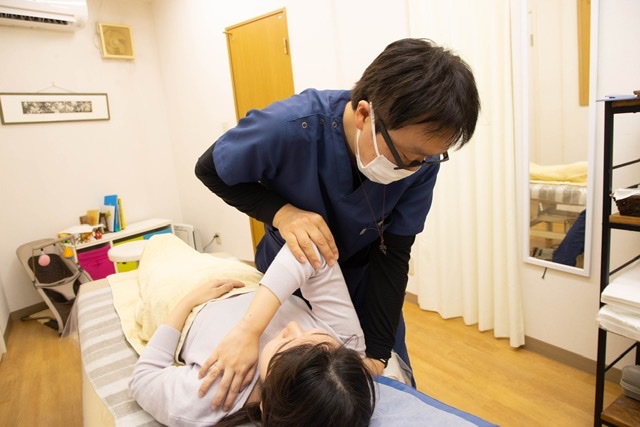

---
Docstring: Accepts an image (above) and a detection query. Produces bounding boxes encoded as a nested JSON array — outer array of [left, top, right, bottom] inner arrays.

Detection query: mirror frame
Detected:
[[521, 0, 599, 277]]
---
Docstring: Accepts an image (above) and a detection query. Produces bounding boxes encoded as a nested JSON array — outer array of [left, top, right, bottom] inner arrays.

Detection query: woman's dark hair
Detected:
[[215, 342, 375, 427], [351, 38, 480, 149]]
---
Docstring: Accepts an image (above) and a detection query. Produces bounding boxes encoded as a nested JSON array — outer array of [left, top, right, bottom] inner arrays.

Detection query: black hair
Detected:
[[215, 342, 375, 427], [351, 38, 480, 148]]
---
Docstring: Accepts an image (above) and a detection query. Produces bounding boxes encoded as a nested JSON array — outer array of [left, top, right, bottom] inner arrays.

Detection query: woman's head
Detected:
[[216, 322, 375, 427], [260, 337, 375, 427], [259, 321, 339, 380]]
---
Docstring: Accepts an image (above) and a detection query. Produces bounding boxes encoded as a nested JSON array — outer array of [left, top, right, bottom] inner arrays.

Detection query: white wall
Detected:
[[0, 0, 182, 313]]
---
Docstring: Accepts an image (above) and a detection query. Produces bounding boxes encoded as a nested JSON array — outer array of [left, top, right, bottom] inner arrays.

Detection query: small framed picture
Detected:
[[97, 22, 135, 60]]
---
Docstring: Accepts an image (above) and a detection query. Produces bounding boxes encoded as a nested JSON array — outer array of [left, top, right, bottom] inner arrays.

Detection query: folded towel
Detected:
[[601, 262, 640, 312], [109, 233, 262, 358], [136, 234, 262, 342], [530, 161, 588, 186], [597, 305, 640, 341]]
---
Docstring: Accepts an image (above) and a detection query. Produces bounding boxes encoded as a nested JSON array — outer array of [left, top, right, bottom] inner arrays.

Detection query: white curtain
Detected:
[[407, 0, 525, 347]]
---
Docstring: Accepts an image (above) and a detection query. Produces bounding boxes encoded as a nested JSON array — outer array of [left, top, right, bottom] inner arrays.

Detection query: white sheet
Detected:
[[529, 183, 588, 206], [601, 262, 640, 312]]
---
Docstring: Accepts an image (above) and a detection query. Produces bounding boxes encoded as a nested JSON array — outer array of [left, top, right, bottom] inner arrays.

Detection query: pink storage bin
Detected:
[[77, 244, 115, 280]]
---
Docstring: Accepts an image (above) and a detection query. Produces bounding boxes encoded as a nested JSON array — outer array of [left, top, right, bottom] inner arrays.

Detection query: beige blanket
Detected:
[[109, 233, 262, 356], [529, 161, 588, 186]]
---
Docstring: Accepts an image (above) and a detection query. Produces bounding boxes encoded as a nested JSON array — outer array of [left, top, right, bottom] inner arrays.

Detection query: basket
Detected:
[[615, 195, 640, 217]]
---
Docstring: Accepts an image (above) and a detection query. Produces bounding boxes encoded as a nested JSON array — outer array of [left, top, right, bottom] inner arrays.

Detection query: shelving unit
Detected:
[[74, 218, 173, 280], [594, 97, 640, 427]]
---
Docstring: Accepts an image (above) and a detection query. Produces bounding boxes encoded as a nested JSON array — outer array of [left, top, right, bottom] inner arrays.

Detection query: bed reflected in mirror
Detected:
[[524, 0, 596, 276], [529, 162, 587, 267]]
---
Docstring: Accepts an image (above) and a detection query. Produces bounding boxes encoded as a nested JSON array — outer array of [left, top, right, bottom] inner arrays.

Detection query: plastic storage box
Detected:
[[621, 365, 640, 401]]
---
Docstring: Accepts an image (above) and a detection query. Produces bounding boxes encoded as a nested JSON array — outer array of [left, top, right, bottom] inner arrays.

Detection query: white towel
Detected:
[[597, 305, 640, 341], [613, 188, 640, 201], [601, 262, 640, 312]]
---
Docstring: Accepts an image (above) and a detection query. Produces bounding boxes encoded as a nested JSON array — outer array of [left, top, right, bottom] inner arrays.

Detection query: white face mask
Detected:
[[355, 103, 417, 184]]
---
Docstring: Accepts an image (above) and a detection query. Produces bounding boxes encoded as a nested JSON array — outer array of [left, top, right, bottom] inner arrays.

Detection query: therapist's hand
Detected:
[[198, 324, 260, 411], [273, 204, 338, 269]]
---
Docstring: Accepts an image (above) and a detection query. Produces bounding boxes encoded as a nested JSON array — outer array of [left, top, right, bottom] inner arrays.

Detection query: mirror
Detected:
[[523, 0, 597, 276]]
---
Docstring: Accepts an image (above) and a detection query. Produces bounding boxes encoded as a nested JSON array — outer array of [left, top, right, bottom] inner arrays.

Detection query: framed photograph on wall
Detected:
[[0, 93, 110, 125], [97, 22, 135, 60]]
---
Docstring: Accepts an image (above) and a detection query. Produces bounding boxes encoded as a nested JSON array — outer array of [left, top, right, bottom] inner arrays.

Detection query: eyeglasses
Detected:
[[377, 120, 449, 170]]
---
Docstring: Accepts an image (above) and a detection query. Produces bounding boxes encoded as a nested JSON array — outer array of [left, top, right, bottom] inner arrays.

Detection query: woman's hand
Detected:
[[166, 279, 245, 332], [273, 204, 339, 269], [198, 285, 281, 411], [198, 324, 260, 411], [184, 279, 245, 307]]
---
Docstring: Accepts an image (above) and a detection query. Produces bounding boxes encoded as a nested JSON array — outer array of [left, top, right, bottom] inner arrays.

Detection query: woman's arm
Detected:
[[130, 326, 199, 426], [131, 326, 255, 426], [197, 243, 338, 410], [130, 280, 245, 426], [261, 245, 366, 356], [197, 284, 281, 411]]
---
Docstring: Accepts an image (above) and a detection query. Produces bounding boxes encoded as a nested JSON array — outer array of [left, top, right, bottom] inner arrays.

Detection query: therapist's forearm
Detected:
[[363, 232, 414, 360], [194, 143, 287, 225]]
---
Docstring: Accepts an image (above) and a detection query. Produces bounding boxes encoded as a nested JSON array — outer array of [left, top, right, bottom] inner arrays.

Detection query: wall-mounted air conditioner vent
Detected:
[[0, 0, 88, 31], [0, 12, 67, 26]]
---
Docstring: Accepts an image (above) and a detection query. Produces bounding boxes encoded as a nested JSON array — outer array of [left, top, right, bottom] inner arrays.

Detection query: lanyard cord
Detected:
[[357, 174, 387, 255]]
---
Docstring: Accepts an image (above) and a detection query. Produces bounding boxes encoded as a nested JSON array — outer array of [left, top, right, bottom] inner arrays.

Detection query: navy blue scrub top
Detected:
[[213, 89, 439, 272]]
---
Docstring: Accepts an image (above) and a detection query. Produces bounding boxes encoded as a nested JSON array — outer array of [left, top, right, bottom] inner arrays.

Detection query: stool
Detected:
[[108, 240, 148, 265]]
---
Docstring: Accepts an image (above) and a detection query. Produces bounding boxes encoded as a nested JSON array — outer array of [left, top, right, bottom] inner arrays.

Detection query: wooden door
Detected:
[[225, 8, 295, 253]]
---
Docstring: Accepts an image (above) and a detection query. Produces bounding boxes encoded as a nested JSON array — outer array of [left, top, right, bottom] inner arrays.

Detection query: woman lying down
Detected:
[[129, 244, 375, 427]]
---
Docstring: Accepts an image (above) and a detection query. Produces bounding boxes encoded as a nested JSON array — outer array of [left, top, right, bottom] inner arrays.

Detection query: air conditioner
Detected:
[[0, 0, 88, 31]]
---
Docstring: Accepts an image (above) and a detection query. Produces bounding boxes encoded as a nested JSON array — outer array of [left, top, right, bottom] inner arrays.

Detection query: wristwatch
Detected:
[[376, 357, 389, 368]]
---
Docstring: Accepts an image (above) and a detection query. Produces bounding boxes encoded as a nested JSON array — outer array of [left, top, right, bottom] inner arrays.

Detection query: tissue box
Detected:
[[621, 365, 640, 401]]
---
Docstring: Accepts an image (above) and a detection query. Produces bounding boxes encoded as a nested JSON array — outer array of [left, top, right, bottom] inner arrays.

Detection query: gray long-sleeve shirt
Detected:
[[129, 246, 365, 426]]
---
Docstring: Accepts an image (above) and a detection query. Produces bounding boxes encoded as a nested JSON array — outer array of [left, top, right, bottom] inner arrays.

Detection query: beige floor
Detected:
[[0, 317, 82, 426], [404, 302, 621, 426], [0, 302, 622, 427]]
